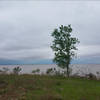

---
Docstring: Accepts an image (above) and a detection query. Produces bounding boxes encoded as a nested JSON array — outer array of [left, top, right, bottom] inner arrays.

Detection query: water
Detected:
[[0, 64, 57, 74], [0, 64, 100, 76]]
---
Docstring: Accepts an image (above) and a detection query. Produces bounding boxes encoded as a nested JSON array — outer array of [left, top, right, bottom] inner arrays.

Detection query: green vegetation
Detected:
[[51, 25, 80, 77], [0, 67, 9, 74], [31, 68, 40, 75], [0, 74, 100, 100], [13, 66, 21, 74]]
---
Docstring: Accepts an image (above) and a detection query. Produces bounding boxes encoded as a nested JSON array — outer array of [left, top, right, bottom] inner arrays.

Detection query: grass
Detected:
[[0, 74, 100, 100]]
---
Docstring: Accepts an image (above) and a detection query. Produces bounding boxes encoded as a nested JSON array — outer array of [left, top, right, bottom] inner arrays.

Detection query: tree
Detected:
[[51, 25, 80, 77]]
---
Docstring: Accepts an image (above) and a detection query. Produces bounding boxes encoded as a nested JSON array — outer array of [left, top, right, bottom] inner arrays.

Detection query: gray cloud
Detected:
[[0, 1, 100, 60]]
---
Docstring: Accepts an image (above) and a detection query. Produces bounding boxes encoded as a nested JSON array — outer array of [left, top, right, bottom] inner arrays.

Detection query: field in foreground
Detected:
[[0, 74, 100, 100]]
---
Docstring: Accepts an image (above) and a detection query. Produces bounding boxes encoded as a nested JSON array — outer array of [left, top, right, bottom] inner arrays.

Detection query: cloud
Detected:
[[77, 45, 100, 57], [0, 1, 100, 62]]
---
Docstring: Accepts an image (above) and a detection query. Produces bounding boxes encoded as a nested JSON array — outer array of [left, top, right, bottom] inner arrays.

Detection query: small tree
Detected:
[[13, 66, 21, 74], [51, 25, 80, 77], [31, 68, 40, 75], [2, 67, 9, 74]]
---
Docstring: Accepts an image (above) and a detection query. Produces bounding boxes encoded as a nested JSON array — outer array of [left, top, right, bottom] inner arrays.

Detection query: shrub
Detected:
[[75, 66, 93, 78], [2, 67, 9, 74], [31, 68, 40, 75], [13, 66, 21, 74], [55, 70, 64, 77], [46, 68, 67, 77], [88, 73, 96, 79], [96, 71, 100, 79], [31, 70, 36, 74], [0, 67, 9, 74], [36, 68, 40, 73], [0, 70, 2, 73], [46, 68, 54, 75]]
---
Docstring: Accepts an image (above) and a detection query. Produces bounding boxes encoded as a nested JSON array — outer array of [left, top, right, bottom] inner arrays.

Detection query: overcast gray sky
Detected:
[[0, 1, 100, 61]]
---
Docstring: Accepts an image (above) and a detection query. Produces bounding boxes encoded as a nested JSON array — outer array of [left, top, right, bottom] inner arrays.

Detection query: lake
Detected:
[[0, 64, 100, 77]]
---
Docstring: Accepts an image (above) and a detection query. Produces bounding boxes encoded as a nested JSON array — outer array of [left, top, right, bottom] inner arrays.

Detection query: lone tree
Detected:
[[51, 25, 80, 77]]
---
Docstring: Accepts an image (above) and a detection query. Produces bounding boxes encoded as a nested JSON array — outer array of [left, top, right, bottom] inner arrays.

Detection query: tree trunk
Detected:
[[67, 63, 69, 77], [67, 49, 70, 77]]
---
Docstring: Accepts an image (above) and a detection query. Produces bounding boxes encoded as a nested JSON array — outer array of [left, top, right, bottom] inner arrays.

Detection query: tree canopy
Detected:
[[51, 25, 80, 77]]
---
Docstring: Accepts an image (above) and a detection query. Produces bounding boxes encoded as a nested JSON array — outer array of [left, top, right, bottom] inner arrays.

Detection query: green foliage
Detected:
[[55, 70, 64, 77], [2, 67, 9, 74], [0, 69, 2, 72], [46, 68, 53, 75], [13, 66, 21, 74], [51, 25, 80, 77], [31, 68, 40, 74], [46, 68, 72, 77], [0, 67, 9, 74], [36, 68, 40, 73]]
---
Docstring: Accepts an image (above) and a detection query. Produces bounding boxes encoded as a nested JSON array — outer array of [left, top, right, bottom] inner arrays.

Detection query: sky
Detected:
[[0, 1, 100, 64]]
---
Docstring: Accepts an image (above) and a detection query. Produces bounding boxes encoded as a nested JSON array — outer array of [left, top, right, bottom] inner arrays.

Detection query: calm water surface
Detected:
[[0, 64, 100, 76]]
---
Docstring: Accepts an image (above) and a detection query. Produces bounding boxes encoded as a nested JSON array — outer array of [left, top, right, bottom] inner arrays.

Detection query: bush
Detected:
[[2, 67, 9, 74], [36, 68, 40, 73], [0, 67, 9, 74], [88, 73, 96, 79], [31, 68, 40, 75], [46, 68, 54, 75], [75, 66, 93, 78], [0, 70, 2, 73], [46, 68, 66, 77], [13, 66, 21, 74], [55, 70, 64, 77]]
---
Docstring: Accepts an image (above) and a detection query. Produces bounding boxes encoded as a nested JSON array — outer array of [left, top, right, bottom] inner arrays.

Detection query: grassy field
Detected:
[[0, 74, 100, 100]]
